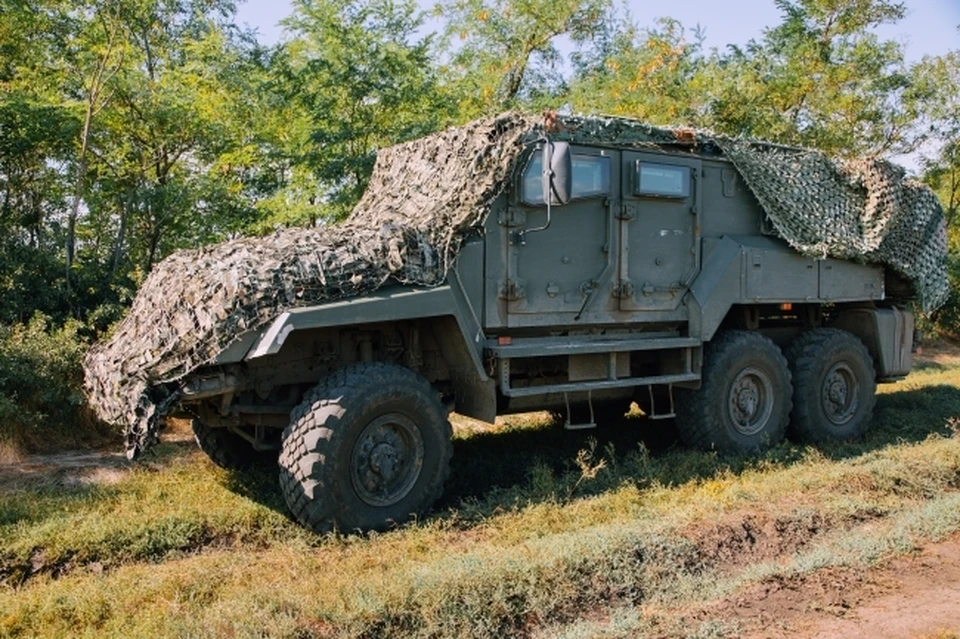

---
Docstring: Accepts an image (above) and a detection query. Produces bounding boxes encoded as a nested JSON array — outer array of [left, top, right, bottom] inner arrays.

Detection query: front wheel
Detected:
[[676, 331, 792, 454], [279, 363, 453, 534]]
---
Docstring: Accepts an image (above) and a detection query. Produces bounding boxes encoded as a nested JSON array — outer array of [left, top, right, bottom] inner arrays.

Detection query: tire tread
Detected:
[[279, 363, 453, 533], [785, 328, 876, 443], [676, 330, 792, 453]]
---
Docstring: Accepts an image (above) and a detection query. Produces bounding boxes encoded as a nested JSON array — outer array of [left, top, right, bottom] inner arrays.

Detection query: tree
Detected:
[[704, 0, 919, 156], [0, 0, 267, 322], [436, 0, 612, 118], [268, 0, 449, 223], [568, 17, 710, 126], [914, 48, 960, 226], [90, 1, 264, 272], [63, 1, 127, 297]]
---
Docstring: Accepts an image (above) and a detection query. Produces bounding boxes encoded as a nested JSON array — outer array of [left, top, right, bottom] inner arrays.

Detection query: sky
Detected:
[[235, 0, 960, 62]]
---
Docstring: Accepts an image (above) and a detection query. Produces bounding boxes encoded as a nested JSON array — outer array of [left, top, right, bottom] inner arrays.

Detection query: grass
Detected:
[[1, 351, 959, 638]]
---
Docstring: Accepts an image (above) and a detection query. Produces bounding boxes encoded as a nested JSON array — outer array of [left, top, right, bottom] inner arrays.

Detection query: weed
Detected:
[[567, 437, 608, 501], [0, 348, 959, 637]]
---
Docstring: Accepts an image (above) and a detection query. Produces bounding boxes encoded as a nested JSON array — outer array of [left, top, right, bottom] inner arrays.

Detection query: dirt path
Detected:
[[0, 448, 134, 492], [725, 534, 960, 638], [0, 420, 195, 493]]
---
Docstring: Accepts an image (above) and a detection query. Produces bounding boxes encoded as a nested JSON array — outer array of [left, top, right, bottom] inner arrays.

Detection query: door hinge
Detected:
[[498, 278, 526, 301], [613, 281, 635, 299], [617, 203, 638, 221], [498, 207, 527, 227]]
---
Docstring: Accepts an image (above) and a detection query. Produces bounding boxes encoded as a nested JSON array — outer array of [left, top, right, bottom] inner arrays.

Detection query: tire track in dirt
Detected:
[[721, 533, 960, 638]]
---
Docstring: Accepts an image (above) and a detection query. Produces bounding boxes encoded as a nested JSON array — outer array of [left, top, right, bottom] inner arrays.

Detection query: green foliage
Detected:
[[569, 18, 710, 125], [0, 0, 958, 444], [924, 229, 960, 339], [709, 0, 919, 155], [570, 0, 924, 156], [0, 315, 105, 452], [267, 0, 451, 222], [437, 0, 613, 118]]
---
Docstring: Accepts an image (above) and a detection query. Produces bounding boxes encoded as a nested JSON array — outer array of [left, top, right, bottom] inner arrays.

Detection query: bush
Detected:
[[0, 314, 110, 454], [927, 248, 960, 339]]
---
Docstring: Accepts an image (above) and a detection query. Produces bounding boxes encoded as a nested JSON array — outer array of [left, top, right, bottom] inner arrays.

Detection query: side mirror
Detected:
[[542, 140, 572, 206]]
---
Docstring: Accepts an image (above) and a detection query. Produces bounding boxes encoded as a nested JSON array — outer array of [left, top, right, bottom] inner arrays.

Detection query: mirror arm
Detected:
[[517, 194, 552, 245], [516, 138, 554, 244]]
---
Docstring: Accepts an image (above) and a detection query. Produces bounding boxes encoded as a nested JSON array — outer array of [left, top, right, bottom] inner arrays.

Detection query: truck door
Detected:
[[504, 145, 619, 325], [617, 152, 701, 312]]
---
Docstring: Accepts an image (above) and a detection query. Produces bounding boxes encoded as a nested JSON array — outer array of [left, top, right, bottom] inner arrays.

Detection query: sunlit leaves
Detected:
[[436, 0, 613, 119]]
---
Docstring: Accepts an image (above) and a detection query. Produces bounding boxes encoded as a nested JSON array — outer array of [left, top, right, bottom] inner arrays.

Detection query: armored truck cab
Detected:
[[174, 136, 917, 533]]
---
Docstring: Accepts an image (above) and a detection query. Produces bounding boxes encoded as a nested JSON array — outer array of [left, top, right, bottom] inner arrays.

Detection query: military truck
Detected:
[[84, 113, 945, 534]]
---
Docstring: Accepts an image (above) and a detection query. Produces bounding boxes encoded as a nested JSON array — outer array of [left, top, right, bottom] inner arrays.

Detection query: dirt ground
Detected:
[[2, 349, 959, 637], [0, 418, 194, 494], [714, 533, 960, 639]]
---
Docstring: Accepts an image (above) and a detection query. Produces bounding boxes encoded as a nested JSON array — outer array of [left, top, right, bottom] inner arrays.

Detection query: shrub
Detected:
[[928, 249, 960, 339], [0, 314, 109, 454]]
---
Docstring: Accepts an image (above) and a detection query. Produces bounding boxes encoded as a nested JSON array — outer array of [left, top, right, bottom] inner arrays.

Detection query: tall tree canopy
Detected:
[[0, 0, 957, 330], [436, 0, 613, 118], [264, 0, 448, 224]]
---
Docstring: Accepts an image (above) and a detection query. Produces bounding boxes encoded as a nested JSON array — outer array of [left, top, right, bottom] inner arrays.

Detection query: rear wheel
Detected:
[[279, 363, 453, 534], [785, 328, 876, 443], [676, 331, 792, 454]]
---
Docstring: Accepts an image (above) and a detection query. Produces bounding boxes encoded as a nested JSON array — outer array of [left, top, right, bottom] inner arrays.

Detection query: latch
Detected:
[[498, 278, 526, 301], [613, 281, 635, 299], [498, 207, 527, 228], [617, 203, 638, 221], [641, 282, 682, 296]]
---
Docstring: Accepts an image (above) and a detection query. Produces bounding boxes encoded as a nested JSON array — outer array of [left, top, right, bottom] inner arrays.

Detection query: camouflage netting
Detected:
[[84, 112, 949, 459]]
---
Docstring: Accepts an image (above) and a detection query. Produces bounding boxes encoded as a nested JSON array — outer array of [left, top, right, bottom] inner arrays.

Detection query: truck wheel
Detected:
[[278, 363, 453, 534], [785, 328, 876, 443], [676, 331, 791, 454], [192, 419, 263, 470]]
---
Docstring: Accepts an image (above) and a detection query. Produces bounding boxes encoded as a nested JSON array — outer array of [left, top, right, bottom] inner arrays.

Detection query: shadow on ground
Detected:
[[219, 383, 960, 527]]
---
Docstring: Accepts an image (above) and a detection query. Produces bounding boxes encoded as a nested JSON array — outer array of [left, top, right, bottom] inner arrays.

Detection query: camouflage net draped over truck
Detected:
[[85, 113, 538, 457], [83, 112, 949, 458]]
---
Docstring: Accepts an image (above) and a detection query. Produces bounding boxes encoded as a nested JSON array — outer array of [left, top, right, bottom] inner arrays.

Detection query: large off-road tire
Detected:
[[192, 419, 264, 470], [785, 328, 877, 443], [676, 331, 792, 454], [279, 363, 453, 534]]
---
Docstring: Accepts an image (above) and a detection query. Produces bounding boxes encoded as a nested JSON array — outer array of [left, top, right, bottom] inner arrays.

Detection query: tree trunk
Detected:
[[65, 5, 123, 301], [146, 221, 162, 271], [109, 190, 131, 281], [65, 104, 93, 293]]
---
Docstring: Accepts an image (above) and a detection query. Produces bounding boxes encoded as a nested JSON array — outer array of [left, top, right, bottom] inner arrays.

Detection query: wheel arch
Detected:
[[210, 283, 496, 423], [830, 307, 914, 381]]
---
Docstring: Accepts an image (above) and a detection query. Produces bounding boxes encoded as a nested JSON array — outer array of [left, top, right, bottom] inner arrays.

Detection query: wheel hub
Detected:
[[351, 414, 425, 507], [821, 363, 859, 425], [369, 442, 400, 480], [728, 367, 774, 436]]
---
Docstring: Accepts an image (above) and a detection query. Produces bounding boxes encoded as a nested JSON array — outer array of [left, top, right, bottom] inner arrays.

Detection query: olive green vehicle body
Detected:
[[179, 140, 914, 447]]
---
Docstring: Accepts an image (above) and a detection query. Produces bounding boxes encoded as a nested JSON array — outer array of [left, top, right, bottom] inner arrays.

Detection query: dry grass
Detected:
[[915, 631, 960, 639], [1, 348, 959, 638]]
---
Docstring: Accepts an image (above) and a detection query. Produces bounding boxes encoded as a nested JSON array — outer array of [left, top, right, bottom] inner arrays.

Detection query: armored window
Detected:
[[521, 152, 611, 205], [635, 162, 690, 198]]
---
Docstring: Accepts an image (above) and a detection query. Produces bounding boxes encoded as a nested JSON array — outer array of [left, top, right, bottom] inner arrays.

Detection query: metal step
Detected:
[[561, 391, 597, 430], [646, 384, 676, 420]]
